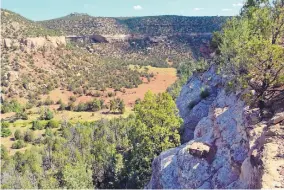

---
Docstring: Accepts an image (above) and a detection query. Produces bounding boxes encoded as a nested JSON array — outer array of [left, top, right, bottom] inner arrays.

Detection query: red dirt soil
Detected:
[[45, 68, 177, 108]]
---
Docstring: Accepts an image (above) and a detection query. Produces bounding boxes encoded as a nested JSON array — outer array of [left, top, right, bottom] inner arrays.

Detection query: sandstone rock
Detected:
[[3, 36, 66, 51], [270, 112, 284, 124], [188, 142, 211, 158]]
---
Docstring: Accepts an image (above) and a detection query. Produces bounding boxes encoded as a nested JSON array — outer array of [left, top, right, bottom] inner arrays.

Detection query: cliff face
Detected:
[[147, 67, 284, 189], [2, 36, 66, 51]]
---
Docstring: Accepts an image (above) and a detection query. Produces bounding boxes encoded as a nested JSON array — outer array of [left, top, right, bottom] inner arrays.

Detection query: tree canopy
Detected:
[[219, 0, 284, 106]]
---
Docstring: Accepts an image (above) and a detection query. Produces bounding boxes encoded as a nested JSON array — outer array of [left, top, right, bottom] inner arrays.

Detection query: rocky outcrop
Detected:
[[2, 36, 66, 51], [176, 66, 222, 143], [147, 67, 284, 189]]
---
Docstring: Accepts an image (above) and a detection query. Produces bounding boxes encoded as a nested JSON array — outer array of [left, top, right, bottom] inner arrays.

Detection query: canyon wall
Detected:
[[2, 36, 66, 51], [147, 66, 284, 189]]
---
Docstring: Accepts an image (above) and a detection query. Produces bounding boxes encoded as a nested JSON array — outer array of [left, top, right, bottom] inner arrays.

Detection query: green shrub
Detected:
[[25, 102, 34, 109], [12, 140, 26, 149], [32, 120, 45, 130], [1, 145, 9, 160], [24, 130, 35, 142], [1, 122, 9, 128], [14, 129, 24, 140], [44, 96, 54, 105], [58, 102, 67, 110], [40, 109, 54, 120], [16, 111, 28, 120], [200, 87, 210, 99], [75, 103, 88, 112], [1, 100, 23, 113], [1, 128, 11, 137], [47, 120, 59, 128]]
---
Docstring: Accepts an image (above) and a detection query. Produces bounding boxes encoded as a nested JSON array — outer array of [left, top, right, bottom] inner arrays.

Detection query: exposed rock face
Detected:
[[2, 36, 66, 51], [147, 67, 284, 189], [176, 66, 222, 143]]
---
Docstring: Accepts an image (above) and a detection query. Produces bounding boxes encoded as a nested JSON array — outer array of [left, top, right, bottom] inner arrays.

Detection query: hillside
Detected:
[[0, 10, 155, 106], [1, 10, 228, 104], [39, 14, 228, 61], [1, 9, 62, 39], [39, 14, 228, 36]]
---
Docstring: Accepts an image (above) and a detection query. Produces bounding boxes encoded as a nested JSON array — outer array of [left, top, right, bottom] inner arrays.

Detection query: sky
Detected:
[[1, 0, 244, 21]]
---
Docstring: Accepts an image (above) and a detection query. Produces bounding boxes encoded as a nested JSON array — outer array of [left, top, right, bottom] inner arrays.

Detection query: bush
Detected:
[[24, 130, 35, 142], [1, 145, 9, 160], [1, 122, 9, 128], [25, 102, 34, 109], [75, 102, 88, 112], [47, 120, 60, 128], [1, 100, 23, 113], [14, 129, 24, 140], [57, 99, 63, 105], [1, 128, 11, 137], [32, 120, 45, 130], [40, 108, 54, 120], [58, 102, 67, 111], [69, 96, 77, 102], [16, 111, 28, 120], [68, 102, 76, 111], [12, 140, 26, 149], [200, 87, 210, 99], [44, 96, 54, 105]]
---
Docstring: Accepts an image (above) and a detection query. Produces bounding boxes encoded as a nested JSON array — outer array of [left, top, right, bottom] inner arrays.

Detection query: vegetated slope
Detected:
[[0, 10, 150, 104], [40, 14, 228, 62], [120, 15, 228, 35], [39, 13, 129, 35], [1, 45, 146, 103], [1, 9, 63, 39], [88, 35, 203, 66], [39, 14, 228, 36]]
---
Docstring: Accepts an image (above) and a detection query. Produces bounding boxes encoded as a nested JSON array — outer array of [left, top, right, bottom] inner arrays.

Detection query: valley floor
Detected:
[[1, 66, 177, 155]]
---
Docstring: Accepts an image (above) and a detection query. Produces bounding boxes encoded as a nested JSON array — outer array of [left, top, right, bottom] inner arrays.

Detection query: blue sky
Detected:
[[2, 0, 244, 21]]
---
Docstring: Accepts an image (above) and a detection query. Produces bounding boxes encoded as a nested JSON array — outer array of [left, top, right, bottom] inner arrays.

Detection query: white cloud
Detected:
[[133, 5, 143, 10], [222, 8, 232, 11], [193, 8, 204, 11], [233, 3, 244, 7]]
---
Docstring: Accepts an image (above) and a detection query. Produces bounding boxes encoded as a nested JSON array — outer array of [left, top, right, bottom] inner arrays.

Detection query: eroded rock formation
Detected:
[[2, 36, 66, 51], [147, 66, 284, 189]]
